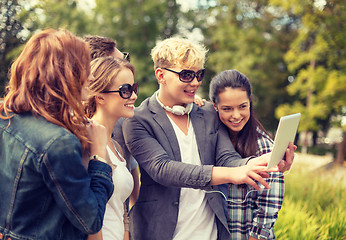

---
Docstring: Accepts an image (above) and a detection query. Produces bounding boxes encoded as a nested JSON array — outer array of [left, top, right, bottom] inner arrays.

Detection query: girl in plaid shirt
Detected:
[[209, 70, 284, 240]]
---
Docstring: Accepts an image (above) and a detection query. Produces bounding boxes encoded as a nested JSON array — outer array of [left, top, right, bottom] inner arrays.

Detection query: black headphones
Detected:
[[156, 92, 193, 116]]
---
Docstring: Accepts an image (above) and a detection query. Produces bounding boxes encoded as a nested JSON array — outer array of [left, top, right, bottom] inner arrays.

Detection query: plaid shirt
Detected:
[[221, 128, 284, 240]]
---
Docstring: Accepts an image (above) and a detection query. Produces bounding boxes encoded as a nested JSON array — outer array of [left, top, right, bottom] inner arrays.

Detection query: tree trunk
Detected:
[[301, 131, 308, 154], [335, 132, 345, 165]]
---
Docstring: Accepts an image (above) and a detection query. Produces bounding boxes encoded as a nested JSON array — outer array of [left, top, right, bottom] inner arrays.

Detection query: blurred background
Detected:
[[0, 1, 345, 238]]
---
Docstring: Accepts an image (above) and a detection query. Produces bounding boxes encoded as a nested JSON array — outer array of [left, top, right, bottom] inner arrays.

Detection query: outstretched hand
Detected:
[[211, 157, 278, 190]]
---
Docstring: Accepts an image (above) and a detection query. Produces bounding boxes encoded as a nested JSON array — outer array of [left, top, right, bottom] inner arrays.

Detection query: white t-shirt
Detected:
[[168, 117, 217, 240], [102, 144, 134, 240]]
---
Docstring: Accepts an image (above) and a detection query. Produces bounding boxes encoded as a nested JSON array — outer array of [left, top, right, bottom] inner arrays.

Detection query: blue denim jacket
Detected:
[[0, 112, 114, 240]]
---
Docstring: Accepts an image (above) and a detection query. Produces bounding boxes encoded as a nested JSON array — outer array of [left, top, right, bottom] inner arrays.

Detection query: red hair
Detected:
[[0, 29, 91, 150]]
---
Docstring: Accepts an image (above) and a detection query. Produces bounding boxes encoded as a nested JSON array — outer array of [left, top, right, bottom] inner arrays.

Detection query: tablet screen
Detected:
[[267, 113, 301, 169]]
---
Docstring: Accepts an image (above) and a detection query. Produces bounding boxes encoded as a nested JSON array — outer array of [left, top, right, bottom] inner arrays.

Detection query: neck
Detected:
[[92, 110, 119, 140], [228, 130, 238, 146], [157, 90, 185, 108]]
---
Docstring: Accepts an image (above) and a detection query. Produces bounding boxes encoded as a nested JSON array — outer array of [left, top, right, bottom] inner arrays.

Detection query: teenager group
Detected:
[[0, 29, 295, 240]]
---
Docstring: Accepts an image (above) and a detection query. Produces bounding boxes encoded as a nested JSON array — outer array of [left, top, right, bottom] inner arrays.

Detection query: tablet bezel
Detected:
[[267, 113, 301, 169]]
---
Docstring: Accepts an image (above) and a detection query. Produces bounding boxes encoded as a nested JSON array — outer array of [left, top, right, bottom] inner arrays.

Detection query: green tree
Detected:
[[0, 0, 95, 96], [92, 0, 181, 103], [273, 0, 346, 163], [0, 0, 25, 96], [22, 0, 93, 35], [193, 0, 298, 131]]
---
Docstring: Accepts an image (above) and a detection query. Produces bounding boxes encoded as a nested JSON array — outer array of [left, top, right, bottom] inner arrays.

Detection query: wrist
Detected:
[[90, 154, 108, 164]]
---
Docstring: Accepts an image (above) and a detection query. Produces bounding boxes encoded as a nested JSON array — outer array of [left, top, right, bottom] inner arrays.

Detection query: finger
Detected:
[[249, 172, 270, 189], [266, 166, 279, 172], [246, 178, 261, 191], [252, 165, 278, 173], [278, 160, 287, 172], [257, 171, 270, 178]]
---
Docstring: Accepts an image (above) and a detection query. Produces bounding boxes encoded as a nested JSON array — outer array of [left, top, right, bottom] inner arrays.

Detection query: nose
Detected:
[[130, 90, 137, 101], [232, 109, 241, 119], [189, 75, 200, 86]]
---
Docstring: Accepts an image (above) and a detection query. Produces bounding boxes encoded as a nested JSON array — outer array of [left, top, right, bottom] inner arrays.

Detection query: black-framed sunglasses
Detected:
[[122, 52, 130, 62], [163, 68, 205, 83], [102, 82, 138, 99]]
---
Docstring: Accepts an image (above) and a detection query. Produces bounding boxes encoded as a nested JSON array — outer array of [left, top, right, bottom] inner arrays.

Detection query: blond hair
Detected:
[[151, 37, 207, 69], [85, 56, 135, 118]]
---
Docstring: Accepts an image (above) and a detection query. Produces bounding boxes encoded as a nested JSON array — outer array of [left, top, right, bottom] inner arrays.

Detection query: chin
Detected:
[[124, 111, 135, 119], [229, 125, 243, 133]]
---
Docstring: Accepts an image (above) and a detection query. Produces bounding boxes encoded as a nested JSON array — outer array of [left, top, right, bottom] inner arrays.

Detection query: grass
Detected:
[[275, 160, 346, 240]]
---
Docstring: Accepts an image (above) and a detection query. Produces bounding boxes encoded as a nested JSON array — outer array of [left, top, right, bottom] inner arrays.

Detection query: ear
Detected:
[[212, 102, 218, 112], [155, 68, 166, 85], [95, 95, 106, 105]]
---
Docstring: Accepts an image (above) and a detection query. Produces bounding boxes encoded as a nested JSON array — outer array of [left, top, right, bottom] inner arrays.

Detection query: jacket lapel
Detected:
[[148, 94, 182, 162], [190, 106, 206, 164]]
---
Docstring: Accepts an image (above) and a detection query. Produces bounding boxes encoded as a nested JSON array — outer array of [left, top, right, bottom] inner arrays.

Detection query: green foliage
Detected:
[[195, 0, 298, 130], [275, 162, 346, 239], [0, 0, 25, 97], [92, 0, 181, 101], [274, 0, 346, 133]]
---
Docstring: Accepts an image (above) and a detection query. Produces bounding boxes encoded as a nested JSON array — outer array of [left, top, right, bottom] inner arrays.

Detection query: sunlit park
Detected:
[[1, 0, 345, 239]]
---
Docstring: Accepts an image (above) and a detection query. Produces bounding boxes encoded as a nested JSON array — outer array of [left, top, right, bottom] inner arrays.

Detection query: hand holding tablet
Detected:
[[267, 113, 301, 170]]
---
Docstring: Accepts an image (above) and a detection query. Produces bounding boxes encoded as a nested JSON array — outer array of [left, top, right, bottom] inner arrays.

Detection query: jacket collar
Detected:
[[148, 91, 207, 164]]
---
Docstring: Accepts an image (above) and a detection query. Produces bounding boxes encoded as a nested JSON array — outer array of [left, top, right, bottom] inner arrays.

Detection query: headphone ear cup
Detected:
[[171, 106, 186, 115]]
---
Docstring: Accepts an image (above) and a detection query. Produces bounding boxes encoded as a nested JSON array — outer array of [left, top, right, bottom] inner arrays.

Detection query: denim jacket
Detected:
[[0, 112, 114, 240]]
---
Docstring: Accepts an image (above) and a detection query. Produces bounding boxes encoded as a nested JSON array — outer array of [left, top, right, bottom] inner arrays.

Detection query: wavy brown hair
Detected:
[[0, 29, 90, 150]]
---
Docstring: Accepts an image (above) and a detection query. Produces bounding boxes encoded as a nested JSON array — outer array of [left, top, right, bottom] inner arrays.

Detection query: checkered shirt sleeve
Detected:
[[226, 128, 284, 240]]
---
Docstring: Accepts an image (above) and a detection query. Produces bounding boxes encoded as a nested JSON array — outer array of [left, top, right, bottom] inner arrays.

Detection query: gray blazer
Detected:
[[123, 93, 245, 240]]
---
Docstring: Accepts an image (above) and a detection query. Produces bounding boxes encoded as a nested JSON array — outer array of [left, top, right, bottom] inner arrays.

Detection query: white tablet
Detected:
[[267, 113, 301, 169]]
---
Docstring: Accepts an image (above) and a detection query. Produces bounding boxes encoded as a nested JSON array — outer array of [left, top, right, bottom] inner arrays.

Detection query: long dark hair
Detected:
[[209, 69, 268, 157]]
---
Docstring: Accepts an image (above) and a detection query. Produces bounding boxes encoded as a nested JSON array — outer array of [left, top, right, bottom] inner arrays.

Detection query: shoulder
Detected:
[[3, 112, 81, 154], [134, 96, 151, 115], [194, 101, 222, 126], [256, 127, 273, 156]]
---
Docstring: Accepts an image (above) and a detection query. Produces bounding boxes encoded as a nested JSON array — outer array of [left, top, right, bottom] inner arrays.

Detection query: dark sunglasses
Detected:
[[163, 68, 205, 83], [122, 52, 130, 62], [102, 82, 138, 99]]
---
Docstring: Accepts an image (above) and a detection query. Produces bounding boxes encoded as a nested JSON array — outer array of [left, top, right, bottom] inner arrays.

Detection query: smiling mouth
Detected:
[[125, 104, 135, 108], [184, 90, 196, 95], [230, 119, 242, 124]]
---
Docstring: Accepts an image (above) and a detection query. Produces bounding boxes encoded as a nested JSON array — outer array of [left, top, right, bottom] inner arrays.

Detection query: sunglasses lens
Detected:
[[123, 52, 130, 62], [180, 70, 195, 82], [133, 83, 139, 95], [120, 84, 132, 99], [196, 69, 205, 82]]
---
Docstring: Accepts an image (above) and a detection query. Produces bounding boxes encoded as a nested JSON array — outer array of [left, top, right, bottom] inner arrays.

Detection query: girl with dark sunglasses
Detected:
[[85, 56, 138, 240]]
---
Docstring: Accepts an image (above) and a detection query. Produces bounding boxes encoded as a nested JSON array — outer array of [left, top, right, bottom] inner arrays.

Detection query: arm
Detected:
[[123, 116, 275, 190], [123, 116, 213, 188], [41, 133, 113, 234]]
